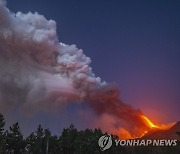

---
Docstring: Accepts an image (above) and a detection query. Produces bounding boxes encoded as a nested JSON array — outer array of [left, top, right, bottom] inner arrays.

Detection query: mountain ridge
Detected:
[[141, 121, 180, 140]]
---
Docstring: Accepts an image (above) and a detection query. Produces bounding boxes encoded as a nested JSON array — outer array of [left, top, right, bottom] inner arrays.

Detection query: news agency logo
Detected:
[[98, 134, 178, 151], [98, 134, 112, 151]]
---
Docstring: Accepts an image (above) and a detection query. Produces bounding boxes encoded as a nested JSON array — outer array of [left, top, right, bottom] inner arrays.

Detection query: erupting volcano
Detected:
[[0, 0, 177, 140], [137, 115, 175, 139], [112, 114, 176, 139], [141, 115, 159, 129]]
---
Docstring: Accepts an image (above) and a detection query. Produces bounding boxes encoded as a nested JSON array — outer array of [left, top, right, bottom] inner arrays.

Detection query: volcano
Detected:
[[141, 121, 180, 140]]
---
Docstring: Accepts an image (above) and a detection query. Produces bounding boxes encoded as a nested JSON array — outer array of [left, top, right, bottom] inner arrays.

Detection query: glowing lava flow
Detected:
[[141, 115, 159, 129], [141, 115, 175, 130], [138, 115, 176, 138], [116, 115, 175, 140]]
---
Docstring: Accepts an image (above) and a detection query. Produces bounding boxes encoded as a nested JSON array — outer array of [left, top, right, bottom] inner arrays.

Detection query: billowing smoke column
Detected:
[[0, 0, 149, 137]]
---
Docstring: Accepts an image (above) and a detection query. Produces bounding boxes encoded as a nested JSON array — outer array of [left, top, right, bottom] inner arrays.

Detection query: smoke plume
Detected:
[[0, 0, 149, 137]]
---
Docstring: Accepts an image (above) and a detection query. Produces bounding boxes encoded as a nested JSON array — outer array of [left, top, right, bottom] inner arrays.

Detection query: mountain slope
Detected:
[[142, 121, 180, 140]]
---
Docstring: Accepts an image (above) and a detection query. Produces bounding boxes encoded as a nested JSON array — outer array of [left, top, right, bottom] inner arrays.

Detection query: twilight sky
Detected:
[[5, 0, 180, 134]]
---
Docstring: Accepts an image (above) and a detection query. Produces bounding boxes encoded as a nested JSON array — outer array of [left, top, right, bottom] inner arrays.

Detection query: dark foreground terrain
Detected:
[[0, 113, 179, 154]]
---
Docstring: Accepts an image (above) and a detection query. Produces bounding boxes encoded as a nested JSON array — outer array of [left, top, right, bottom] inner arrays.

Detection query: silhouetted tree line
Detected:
[[0, 113, 179, 154]]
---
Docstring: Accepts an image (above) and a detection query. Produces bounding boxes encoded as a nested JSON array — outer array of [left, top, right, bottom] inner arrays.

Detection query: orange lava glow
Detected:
[[138, 115, 175, 138], [141, 115, 159, 128], [118, 115, 175, 140], [140, 115, 175, 130]]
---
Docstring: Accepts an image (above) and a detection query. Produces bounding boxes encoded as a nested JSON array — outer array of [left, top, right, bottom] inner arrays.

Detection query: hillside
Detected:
[[142, 121, 180, 140]]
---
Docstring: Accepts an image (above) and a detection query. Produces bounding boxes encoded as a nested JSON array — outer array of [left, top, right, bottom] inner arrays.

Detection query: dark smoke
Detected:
[[86, 84, 149, 136]]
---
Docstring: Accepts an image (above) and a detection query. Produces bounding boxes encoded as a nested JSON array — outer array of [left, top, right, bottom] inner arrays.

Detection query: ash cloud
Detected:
[[0, 0, 104, 113], [0, 0, 148, 137]]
